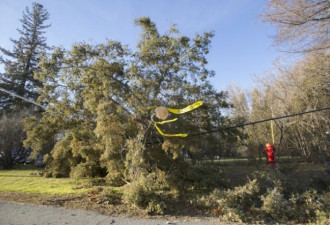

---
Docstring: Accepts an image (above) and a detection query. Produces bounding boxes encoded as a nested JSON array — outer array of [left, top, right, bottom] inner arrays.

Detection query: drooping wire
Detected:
[[0, 87, 46, 110], [1, 86, 329, 139], [188, 106, 330, 137]]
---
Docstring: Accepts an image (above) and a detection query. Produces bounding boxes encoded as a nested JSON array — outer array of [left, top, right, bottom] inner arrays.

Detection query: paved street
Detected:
[[0, 202, 225, 225]]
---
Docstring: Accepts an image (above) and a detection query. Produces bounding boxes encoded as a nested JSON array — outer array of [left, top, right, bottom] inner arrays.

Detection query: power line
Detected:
[[0, 87, 46, 110], [1, 86, 329, 139], [189, 106, 330, 137]]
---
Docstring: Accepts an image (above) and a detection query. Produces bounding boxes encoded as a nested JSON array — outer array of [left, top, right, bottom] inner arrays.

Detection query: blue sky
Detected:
[[0, 0, 288, 91]]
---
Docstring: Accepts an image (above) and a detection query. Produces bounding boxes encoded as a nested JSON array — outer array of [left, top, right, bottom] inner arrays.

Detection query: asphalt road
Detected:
[[0, 202, 225, 225]]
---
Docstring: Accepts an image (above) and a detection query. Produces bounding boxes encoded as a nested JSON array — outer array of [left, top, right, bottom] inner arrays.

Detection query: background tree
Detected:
[[247, 53, 329, 173], [227, 85, 249, 123], [246, 89, 269, 162], [262, 0, 330, 53], [233, 0, 330, 173], [0, 2, 51, 112], [226, 85, 250, 158]]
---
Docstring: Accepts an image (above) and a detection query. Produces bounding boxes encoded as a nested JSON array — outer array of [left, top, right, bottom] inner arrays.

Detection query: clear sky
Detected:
[[0, 0, 287, 91]]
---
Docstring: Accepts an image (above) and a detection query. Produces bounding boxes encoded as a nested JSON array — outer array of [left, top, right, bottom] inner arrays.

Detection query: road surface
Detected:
[[0, 202, 227, 225]]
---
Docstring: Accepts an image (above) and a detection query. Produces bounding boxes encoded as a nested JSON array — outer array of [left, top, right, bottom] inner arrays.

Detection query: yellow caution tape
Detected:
[[147, 101, 203, 114], [154, 118, 188, 137], [166, 101, 203, 114], [156, 118, 178, 125], [148, 101, 203, 138]]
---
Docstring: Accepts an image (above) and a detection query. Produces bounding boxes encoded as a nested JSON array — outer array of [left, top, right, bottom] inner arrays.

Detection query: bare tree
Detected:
[[227, 84, 250, 122], [262, 0, 330, 53], [251, 52, 329, 174]]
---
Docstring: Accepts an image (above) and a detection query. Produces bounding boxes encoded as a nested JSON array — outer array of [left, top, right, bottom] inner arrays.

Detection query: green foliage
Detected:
[[183, 164, 227, 190], [122, 182, 151, 209], [262, 188, 328, 223], [222, 179, 263, 210], [261, 187, 291, 220], [22, 17, 230, 207], [206, 171, 329, 223], [121, 175, 170, 215], [70, 162, 104, 180], [146, 200, 166, 215]]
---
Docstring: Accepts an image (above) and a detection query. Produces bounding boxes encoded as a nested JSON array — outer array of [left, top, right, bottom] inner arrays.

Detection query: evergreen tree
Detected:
[[0, 2, 51, 112], [24, 18, 230, 192]]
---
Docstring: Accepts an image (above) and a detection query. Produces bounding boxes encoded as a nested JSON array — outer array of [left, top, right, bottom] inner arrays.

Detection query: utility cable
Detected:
[[1, 86, 329, 139], [189, 106, 330, 137], [0, 87, 46, 110]]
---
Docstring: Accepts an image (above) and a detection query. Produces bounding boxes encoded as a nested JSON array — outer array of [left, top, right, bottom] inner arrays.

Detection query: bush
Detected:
[[0, 110, 33, 169], [146, 200, 166, 215], [207, 171, 329, 223], [185, 164, 227, 190], [122, 177, 169, 215], [262, 188, 328, 223], [214, 179, 263, 222], [70, 162, 103, 179], [261, 187, 292, 221], [289, 190, 328, 224], [122, 182, 150, 209]]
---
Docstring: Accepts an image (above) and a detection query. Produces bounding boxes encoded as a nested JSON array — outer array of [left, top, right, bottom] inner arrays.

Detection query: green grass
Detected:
[[0, 162, 326, 195], [0, 165, 92, 195]]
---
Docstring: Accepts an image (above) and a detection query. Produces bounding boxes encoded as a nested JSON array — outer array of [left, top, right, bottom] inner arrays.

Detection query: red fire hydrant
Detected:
[[264, 142, 276, 168]]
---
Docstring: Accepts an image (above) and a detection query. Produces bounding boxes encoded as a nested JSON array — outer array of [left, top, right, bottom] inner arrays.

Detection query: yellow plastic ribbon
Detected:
[[154, 118, 188, 137], [149, 101, 203, 137], [166, 100, 203, 114]]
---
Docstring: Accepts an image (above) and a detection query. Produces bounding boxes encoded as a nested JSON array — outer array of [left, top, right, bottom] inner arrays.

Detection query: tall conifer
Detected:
[[0, 2, 50, 112]]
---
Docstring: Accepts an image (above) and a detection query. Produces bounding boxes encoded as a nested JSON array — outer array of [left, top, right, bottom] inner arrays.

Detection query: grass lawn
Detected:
[[0, 164, 92, 195], [1, 161, 326, 195]]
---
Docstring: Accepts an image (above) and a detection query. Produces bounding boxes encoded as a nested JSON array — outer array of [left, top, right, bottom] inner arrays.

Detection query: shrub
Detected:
[[122, 176, 169, 215], [313, 209, 330, 225], [0, 110, 33, 169], [122, 182, 150, 209], [262, 188, 329, 223], [186, 164, 227, 190], [261, 187, 292, 221], [70, 162, 103, 179], [289, 190, 327, 223], [205, 178, 265, 222], [220, 179, 261, 210], [146, 200, 166, 215], [207, 171, 329, 223]]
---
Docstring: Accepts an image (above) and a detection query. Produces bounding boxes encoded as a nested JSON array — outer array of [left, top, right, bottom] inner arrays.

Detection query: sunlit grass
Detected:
[[0, 165, 92, 195], [0, 162, 325, 196]]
